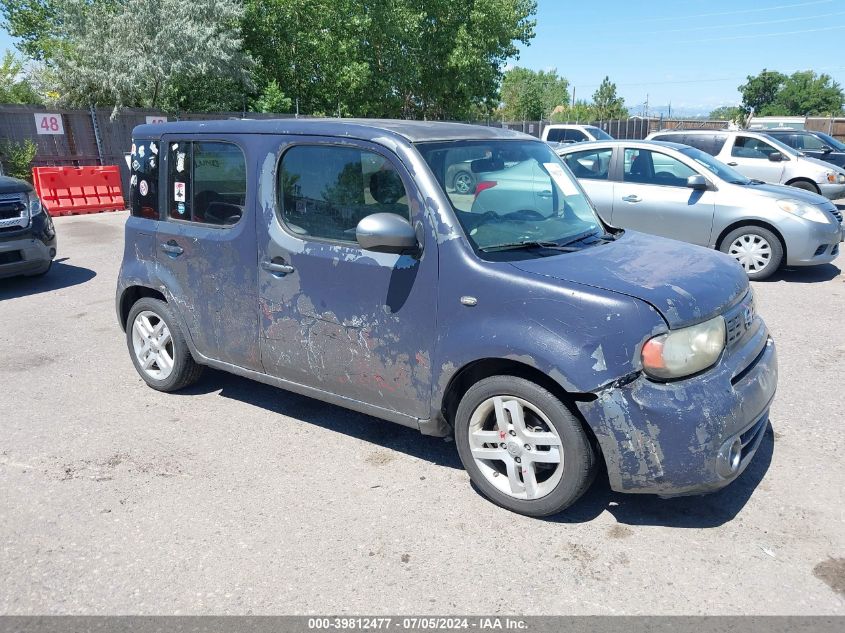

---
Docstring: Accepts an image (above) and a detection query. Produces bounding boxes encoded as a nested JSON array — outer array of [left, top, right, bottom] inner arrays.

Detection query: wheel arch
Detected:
[[440, 357, 598, 437], [119, 285, 167, 331], [715, 219, 788, 263], [784, 177, 820, 193]]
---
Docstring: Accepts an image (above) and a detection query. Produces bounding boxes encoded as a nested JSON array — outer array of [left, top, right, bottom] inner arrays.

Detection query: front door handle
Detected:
[[621, 194, 641, 203], [160, 241, 184, 256], [727, 162, 739, 166], [538, 190, 553, 198], [262, 259, 295, 276]]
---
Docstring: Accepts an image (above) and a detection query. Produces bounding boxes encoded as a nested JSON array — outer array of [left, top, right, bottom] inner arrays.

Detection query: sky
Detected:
[[1, 0, 844, 117]]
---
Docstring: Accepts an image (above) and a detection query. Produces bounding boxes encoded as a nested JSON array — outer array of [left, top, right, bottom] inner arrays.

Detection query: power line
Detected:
[[638, 0, 834, 24], [643, 9, 845, 34], [688, 23, 845, 43]]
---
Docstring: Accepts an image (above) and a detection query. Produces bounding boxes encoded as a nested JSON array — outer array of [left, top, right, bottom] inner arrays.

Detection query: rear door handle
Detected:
[[538, 190, 553, 198], [262, 259, 295, 276], [621, 195, 641, 203], [160, 241, 183, 256]]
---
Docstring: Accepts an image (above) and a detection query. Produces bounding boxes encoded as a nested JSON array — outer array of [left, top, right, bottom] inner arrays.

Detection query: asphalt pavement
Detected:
[[0, 211, 843, 614]]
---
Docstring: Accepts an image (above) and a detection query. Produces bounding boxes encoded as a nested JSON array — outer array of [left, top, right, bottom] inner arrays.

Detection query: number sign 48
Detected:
[[34, 113, 65, 135]]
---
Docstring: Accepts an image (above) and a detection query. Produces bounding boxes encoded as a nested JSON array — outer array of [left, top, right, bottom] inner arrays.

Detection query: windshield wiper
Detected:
[[480, 240, 581, 253], [557, 229, 604, 247]]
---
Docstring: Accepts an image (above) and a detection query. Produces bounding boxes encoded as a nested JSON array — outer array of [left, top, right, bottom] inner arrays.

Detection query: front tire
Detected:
[[454, 376, 596, 517], [719, 225, 783, 280], [788, 180, 820, 194], [126, 297, 203, 392]]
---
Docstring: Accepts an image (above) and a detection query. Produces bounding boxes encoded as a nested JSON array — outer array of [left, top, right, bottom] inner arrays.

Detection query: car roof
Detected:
[[131, 118, 533, 143], [556, 139, 690, 151]]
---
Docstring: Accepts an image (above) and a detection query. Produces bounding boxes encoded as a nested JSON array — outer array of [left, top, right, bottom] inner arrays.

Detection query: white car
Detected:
[[646, 129, 845, 200], [541, 124, 613, 145]]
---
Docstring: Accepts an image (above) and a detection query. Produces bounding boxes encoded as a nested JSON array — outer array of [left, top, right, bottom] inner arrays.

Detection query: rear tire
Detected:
[[126, 297, 203, 392], [454, 376, 596, 517], [719, 225, 783, 281]]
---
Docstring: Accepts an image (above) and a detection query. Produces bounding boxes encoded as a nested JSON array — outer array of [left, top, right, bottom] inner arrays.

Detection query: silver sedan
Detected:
[[557, 140, 844, 279]]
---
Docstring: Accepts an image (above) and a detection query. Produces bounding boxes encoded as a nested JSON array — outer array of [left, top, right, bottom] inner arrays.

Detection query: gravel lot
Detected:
[[1, 211, 843, 615]]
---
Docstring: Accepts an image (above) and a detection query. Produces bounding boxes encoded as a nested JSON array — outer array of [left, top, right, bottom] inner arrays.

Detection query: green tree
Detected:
[[243, 0, 537, 119], [253, 80, 293, 113], [774, 71, 844, 116], [54, 0, 253, 111], [500, 67, 568, 120], [550, 100, 596, 123], [0, 139, 38, 181], [0, 0, 63, 61], [739, 69, 786, 115], [709, 105, 744, 121], [591, 76, 627, 119], [0, 52, 42, 104]]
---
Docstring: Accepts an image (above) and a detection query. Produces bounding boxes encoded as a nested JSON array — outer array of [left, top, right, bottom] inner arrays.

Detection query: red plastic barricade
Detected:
[[32, 166, 125, 217]]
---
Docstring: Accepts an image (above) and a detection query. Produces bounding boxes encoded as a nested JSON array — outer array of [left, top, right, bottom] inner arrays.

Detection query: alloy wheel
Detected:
[[467, 396, 564, 500], [131, 310, 175, 380]]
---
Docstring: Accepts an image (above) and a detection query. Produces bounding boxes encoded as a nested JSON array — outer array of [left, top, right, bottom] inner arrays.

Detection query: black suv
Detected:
[[0, 163, 57, 278], [765, 129, 845, 169]]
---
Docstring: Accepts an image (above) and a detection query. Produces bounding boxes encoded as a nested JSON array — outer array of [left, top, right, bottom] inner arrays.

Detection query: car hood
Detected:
[[737, 181, 833, 205], [509, 231, 748, 328], [0, 175, 33, 194], [798, 153, 845, 175]]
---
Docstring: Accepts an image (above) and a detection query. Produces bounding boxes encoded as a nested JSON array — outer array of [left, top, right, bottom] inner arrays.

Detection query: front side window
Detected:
[[167, 141, 245, 226], [795, 134, 827, 150], [623, 149, 697, 186], [129, 139, 159, 219], [279, 145, 409, 242], [732, 136, 779, 159], [562, 148, 613, 180], [585, 126, 613, 141], [416, 139, 604, 255]]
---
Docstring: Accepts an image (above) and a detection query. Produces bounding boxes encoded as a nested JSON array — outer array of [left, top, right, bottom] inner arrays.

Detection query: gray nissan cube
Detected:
[[117, 119, 778, 517]]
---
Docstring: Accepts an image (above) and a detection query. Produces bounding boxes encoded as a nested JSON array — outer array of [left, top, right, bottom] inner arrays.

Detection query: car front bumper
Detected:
[[576, 313, 777, 496], [784, 218, 843, 266], [0, 215, 57, 279], [817, 182, 845, 200]]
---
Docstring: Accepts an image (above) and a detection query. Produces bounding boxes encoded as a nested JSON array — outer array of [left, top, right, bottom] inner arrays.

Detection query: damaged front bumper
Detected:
[[576, 318, 777, 496]]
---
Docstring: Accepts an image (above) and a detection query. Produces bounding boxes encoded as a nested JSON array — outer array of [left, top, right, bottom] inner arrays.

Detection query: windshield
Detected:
[[415, 139, 605, 255], [679, 146, 750, 184], [814, 132, 845, 151], [586, 126, 613, 141]]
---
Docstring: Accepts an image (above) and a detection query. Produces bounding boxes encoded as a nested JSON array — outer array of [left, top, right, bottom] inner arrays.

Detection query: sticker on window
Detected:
[[543, 162, 579, 197], [139, 180, 148, 196], [177, 202, 186, 215], [174, 182, 186, 202], [176, 152, 186, 173]]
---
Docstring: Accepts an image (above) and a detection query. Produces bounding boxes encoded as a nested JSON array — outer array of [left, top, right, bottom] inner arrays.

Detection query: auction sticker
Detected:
[[174, 182, 186, 202]]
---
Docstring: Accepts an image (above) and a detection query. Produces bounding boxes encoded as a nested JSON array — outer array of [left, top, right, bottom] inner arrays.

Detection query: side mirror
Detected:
[[356, 213, 418, 254], [768, 151, 784, 162], [686, 174, 708, 190], [822, 145, 834, 153]]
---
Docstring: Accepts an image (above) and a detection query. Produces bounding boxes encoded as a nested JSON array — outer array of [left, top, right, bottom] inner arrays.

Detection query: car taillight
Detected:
[[474, 181, 497, 198]]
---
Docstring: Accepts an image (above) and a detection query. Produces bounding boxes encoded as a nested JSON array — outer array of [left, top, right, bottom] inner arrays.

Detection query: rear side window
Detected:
[[562, 148, 613, 180], [129, 139, 159, 219], [682, 134, 727, 156], [167, 141, 245, 226], [279, 145, 410, 243]]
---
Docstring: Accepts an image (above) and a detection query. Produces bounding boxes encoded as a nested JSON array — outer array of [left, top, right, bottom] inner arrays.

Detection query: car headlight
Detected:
[[838, 173, 845, 184], [27, 193, 43, 217], [777, 198, 831, 224], [641, 315, 726, 380]]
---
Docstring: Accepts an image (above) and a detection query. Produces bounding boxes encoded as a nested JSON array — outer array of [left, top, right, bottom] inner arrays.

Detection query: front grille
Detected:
[[724, 292, 755, 348], [0, 192, 28, 229], [0, 250, 23, 265]]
